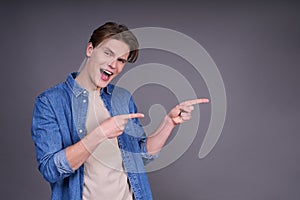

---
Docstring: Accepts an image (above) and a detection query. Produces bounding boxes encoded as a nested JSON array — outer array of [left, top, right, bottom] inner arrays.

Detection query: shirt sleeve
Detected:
[[31, 95, 74, 183], [128, 96, 159, 165]]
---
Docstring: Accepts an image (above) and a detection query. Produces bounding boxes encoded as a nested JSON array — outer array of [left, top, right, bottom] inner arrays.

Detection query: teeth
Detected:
[[101, 69, 113, 75], [104, 70, 112, 75]]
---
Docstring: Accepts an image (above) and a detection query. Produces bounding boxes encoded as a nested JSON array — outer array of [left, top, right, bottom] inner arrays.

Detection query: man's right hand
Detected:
[[98, 113, 144, 139], [66, 113, 143, 171]]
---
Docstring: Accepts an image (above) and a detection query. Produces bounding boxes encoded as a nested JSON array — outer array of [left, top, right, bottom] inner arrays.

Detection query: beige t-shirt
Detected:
[[82, 90, 133, 200]]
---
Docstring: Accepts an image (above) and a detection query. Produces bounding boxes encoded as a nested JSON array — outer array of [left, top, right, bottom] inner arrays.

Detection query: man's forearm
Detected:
[[146, 116, 176, 155]]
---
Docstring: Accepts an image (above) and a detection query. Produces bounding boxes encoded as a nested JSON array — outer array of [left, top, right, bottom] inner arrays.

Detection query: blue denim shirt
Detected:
[[31, 72, 155, 200]]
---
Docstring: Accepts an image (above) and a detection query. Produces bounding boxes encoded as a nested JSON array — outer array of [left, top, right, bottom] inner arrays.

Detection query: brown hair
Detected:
[[89, 22, 139, 63]]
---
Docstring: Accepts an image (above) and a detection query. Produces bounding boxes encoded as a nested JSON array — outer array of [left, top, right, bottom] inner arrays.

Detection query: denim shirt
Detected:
[[31, 72, 155, 200]]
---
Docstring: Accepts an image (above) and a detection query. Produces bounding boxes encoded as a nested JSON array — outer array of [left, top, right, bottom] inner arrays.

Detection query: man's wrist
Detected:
[[94, 125, 108, 141], [164, 115, 177, 128], [81, 126, 107, 153]]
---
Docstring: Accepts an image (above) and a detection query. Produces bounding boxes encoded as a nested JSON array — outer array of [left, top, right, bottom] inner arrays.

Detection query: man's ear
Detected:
[[86, 42, 94, 57]]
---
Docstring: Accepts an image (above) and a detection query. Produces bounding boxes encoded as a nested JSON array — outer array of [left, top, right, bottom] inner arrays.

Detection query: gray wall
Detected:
[[1, 1, 299, 199]]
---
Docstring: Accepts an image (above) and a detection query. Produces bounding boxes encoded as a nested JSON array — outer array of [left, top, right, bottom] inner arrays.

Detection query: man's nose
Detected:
[[108, 59, 117, 69]]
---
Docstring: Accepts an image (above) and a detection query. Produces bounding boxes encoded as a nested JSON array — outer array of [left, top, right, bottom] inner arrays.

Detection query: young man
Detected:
[[31, 22, 209, 200]]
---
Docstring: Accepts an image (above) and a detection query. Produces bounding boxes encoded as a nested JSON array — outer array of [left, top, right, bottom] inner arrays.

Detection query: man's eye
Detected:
[[104, 51, 111, 56], [117, 58, 126, 64]]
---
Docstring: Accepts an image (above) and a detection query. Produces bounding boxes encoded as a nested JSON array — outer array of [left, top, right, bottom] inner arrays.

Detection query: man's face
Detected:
[[85, 38, 130, 89]]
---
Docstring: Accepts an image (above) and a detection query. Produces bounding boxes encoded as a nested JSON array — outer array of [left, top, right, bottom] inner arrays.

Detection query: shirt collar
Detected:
[[66, 72, 113, 97], [103, 84, 113, 95], [65, 72, 85, 97]]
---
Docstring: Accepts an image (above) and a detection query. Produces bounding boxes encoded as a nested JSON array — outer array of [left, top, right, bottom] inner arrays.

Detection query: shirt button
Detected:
[[79, 129, 83, 133], [83, 99, 87, 103], [83, 90, 87, 94]]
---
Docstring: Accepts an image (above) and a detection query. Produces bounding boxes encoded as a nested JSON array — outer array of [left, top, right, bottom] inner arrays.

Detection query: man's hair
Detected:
[[89, 22, 139, 63]]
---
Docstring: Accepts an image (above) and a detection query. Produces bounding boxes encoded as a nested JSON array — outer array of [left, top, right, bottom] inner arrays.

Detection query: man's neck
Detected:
[[75, 71, 100, 92]]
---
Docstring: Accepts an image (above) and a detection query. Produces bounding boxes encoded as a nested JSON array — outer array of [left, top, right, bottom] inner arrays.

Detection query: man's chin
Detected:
[[97, 74, 116, 89]]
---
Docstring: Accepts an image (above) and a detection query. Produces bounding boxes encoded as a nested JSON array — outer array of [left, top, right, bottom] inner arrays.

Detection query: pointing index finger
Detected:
[[181, 98, 210, 106], [126, 113, 145, 119]]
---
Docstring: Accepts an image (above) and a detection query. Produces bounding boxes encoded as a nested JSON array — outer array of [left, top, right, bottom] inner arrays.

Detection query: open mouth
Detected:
[[100, 69, 113, 81]]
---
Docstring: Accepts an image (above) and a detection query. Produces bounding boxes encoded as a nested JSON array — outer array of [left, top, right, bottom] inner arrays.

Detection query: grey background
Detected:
[[1, 0, 299, 199]]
